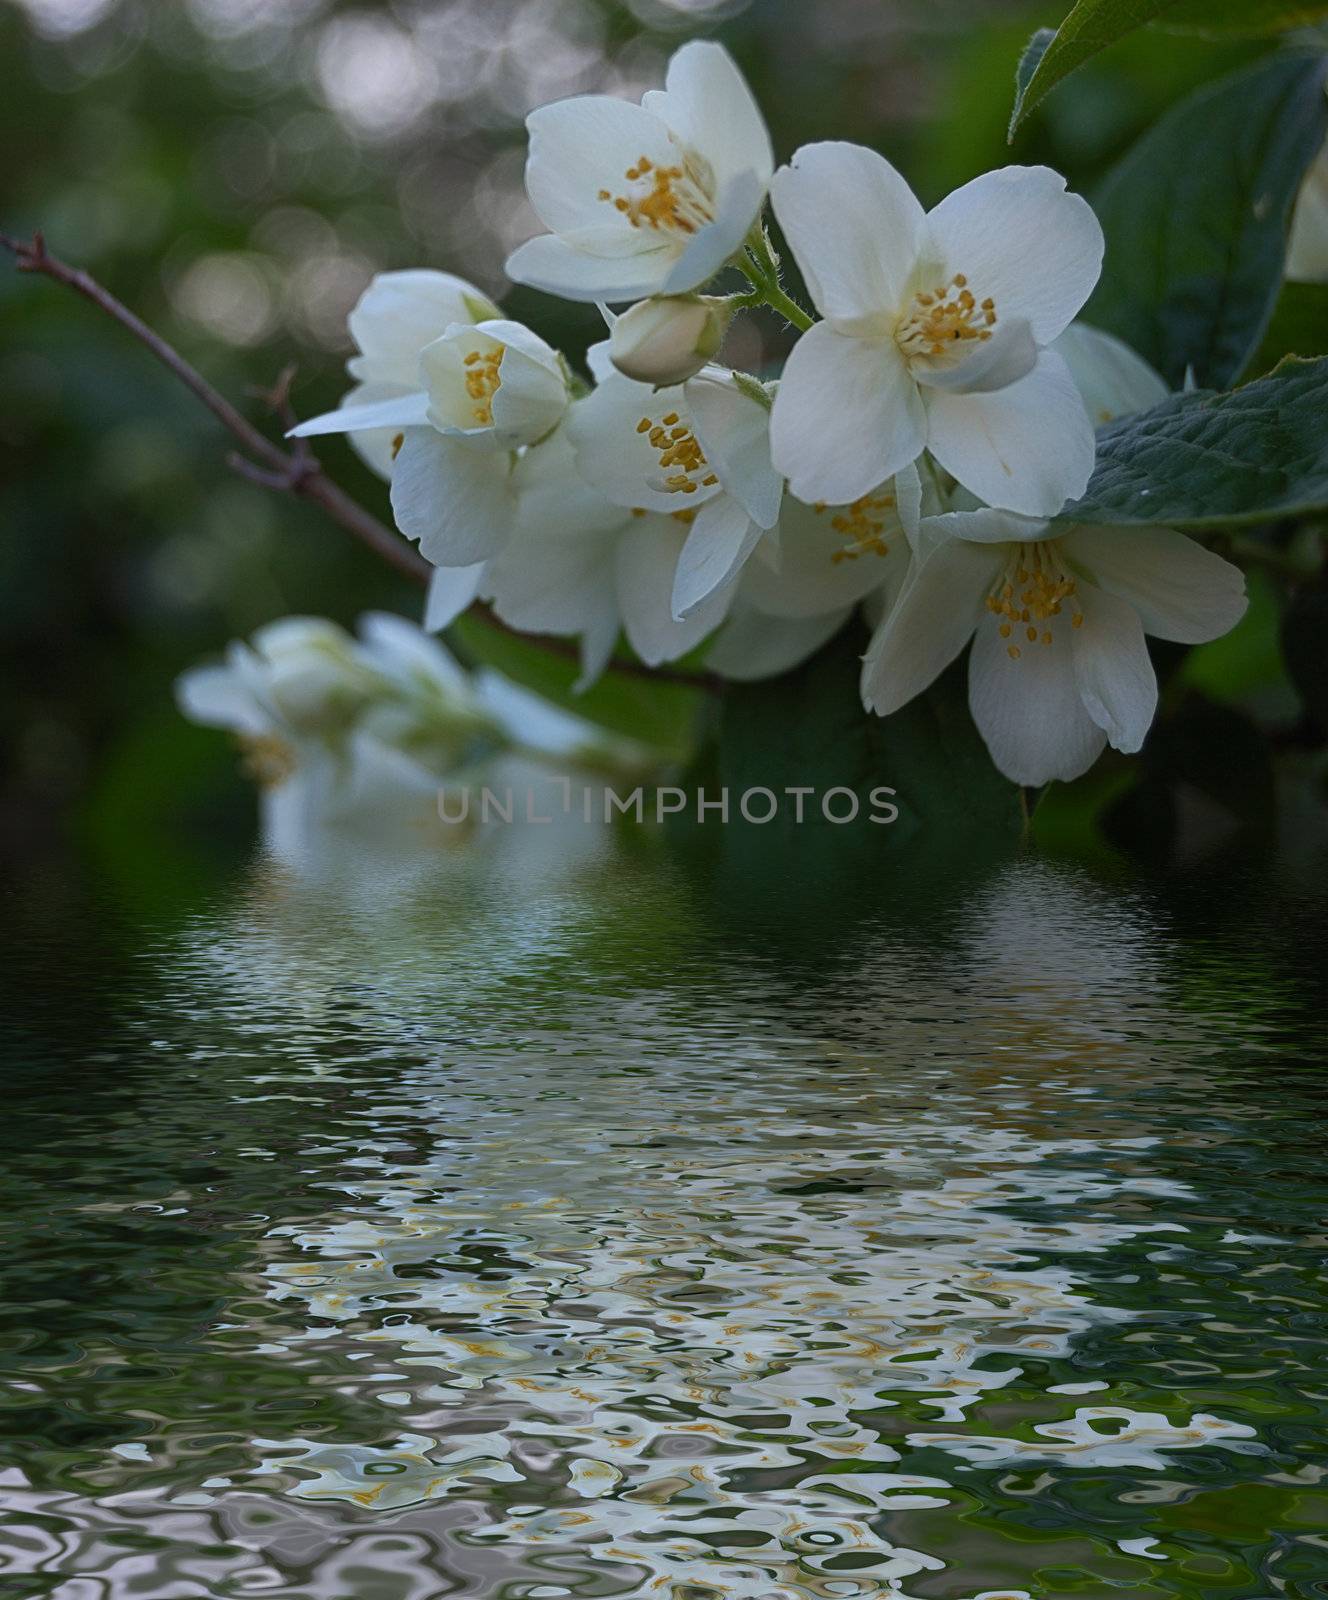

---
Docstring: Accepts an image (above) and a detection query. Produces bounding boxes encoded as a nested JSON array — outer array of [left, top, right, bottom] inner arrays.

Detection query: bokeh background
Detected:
[[0, 0, 1256, 896]]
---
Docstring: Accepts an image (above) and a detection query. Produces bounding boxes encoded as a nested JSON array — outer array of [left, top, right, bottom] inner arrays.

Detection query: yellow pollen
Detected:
[[820, 490, 895, 564], [600, 153, 714, 235], [390, 432, 404, 461], [896, 271, 998, 365], [463, 344, 504, 426], [637, 411, 711, 495], [987, 541, 1083, 660], [238, 732, 296, 789]]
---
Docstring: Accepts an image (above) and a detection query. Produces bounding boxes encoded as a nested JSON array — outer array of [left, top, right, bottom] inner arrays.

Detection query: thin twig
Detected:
[[2, 229, 720, 693]]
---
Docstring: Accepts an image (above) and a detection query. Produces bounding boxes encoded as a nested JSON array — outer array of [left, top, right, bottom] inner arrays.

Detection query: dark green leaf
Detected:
[[1009, 0, 1182, 136], [1084, 50, 1328, 387], [1247, 280, 1328, 377], [702, 626, 1024, 864], [1154, 0, 1328, 36], [1065, 355, 1328, 527]]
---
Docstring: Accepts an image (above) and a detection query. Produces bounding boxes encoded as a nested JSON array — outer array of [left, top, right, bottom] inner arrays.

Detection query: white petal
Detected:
[[486, 517, 620, 637], [860, 537, 1001, 716], [770, 142, 925, 328], [390, 431, 516, 565], [894, 459, 924, 544], [423, 563, 486, 632], [1052, 322, 1168, 425], [1064, 524, 1248, 644], [706, 600, 851, 681], [175, 663, 267, 736], [647, 40, 774, 190], [1288, 141, 1328, 284], [289, 392, 430, 438], [923, 348, 1094, 517], [473, 669, 599, 757], [969, 617, 1106, 785], [505, 233, 675, 304], [912, 316, 1038, 394], [661, 169, 763, 295], [577, 605, 622, 691], [347, 270, 499, 389], [358, 610, 471, 698], [522, 94, 679, 236], [615, 519, 731, 664], [672, 496, 763, 619], [565, 372, 719, 513], [420, 320, 567, 449], [920, 507, 1050, 545], [771, 321, 926, 505], [335, 380, 415, 481], [923, 166, 1104, 345], [685, 370, 782, 527], [746, 486, 912, 617], [1071, 580, 1157, 753]]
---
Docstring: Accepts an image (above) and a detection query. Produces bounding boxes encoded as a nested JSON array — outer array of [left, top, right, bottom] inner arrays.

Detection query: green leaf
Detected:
[[1009, 3, 1178, 136], [699, 626, 1024, 865], [1247, 280, 1328, 377], [1084, 51, 1328, 388], [1009, 0, 1328, 134], [1065, 355, 1328, 527]]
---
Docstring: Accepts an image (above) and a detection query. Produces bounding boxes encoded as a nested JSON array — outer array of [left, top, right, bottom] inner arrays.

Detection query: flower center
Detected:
[[813, 491, 896, 564], [896, 273, 997, 368], [985, 542, 1083, 660], [636, 411, 719, 496], [238, 732, 297, 788], [600, 154, 715, 236], [463, 345, 504, 426]]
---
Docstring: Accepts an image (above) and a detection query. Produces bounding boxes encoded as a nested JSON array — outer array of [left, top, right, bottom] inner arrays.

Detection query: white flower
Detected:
[[565, 360, 783, 620], [608, 294, 731, 386], [768, 144, 1104, 515], [860, 509, 1247, 786], [315, 270, 500, 479], [1288, 136, 1328, 284], [742, 463, 923, 622], [1052, 322, 1167, 427], [291, 318, 571, 567], [505, 41, 774, 305], [479, 426, 733, 688]]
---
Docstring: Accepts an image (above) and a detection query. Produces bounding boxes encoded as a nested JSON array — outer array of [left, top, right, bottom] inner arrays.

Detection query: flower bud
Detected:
[[609, 295, 731, 386]]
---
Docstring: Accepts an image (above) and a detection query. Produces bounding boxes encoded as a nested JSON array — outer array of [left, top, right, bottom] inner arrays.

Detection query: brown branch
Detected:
[[2, 229, 720, 694]]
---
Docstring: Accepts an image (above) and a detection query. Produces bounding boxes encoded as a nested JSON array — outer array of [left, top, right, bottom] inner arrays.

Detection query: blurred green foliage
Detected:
[[0, 0, 1314, 890]]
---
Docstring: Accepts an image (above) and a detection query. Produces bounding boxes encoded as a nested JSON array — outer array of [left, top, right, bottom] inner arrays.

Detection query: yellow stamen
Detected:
[[818, 490, 896, 563], [896, 271, 997, 367], [986, 540, 1084, 661]]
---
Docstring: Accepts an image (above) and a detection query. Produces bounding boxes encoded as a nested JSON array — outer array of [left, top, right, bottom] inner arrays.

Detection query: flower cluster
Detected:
[[177, 613, 646, 832], [293, 41, 1248, 788]]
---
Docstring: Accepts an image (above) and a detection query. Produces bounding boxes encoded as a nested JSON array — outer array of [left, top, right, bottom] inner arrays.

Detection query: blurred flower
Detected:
[[505, 40, 773, 303], [861, 509, 1247, 786], [608, 293, 731, 385], [176, 612, 647, 833], [1287, 137, 1328, 284], [769, 146, 1103, 516]]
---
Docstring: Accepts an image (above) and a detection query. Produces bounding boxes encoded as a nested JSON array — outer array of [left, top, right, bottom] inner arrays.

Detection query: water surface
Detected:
[[2, 839, 1326, 1598]]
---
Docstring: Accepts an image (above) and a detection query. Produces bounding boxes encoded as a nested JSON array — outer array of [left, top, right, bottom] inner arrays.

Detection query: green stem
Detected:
[[760, 279, 814, 332], [733, 249, 814, 332]]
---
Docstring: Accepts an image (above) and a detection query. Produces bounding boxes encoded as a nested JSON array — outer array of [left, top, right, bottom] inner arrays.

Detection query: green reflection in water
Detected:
[[0, 840, 1325, 1598]]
